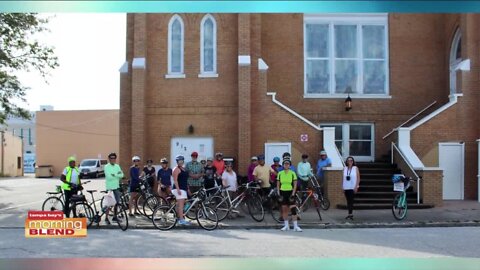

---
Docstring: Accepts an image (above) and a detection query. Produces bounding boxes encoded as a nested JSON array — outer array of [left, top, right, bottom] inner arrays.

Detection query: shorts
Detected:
[[280, 190, 295, 206], [172, 189, 188, 199]]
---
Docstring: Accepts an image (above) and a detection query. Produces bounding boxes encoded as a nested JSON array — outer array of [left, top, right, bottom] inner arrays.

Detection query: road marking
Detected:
[[0, 200, 45, 211]]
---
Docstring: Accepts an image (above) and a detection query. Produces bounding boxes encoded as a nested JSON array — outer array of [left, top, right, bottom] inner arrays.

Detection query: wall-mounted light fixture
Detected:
[[345, 86, 352, 111], [188, 124, 194, 134]]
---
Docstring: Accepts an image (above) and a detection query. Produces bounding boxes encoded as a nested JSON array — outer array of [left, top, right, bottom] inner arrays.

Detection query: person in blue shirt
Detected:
[[128, 155, 144, 216], [157, 158, 173, 197], [316, 150, 332, 192]]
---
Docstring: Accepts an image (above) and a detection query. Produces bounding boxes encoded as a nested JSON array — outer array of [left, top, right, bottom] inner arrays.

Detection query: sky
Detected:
[[16, 13, 126, 111]]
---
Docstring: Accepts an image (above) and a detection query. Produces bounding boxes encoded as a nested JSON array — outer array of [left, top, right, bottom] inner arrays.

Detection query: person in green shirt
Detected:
[[276, 159, 302, 232], [103, 152, 124, 225]]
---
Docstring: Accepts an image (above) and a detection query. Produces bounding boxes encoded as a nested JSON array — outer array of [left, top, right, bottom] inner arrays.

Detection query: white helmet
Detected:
[[132, 156, 141, 162]]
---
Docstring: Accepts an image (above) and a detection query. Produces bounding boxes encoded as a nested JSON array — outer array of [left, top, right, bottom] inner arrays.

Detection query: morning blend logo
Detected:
[[25, 211, 87, 238]]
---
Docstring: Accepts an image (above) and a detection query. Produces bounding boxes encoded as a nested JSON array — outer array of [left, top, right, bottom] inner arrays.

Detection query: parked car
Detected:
[[79, 159, 107, 178]]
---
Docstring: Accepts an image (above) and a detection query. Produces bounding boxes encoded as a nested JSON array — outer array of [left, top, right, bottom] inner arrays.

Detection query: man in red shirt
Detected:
[[213, 152, 225, 185]]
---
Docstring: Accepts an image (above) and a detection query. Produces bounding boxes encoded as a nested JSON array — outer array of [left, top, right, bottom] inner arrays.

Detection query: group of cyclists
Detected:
[[60, 150, 333, 231]]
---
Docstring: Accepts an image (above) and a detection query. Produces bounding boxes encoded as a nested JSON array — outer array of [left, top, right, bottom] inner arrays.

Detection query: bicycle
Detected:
[[207, 181, 265, 222], [392, 176, 415, 220], [134, 175, 167, 218], [307, 173, 330, 210], [81, 189, 129, 231], [41, 180, 91, 213], [151, 187, 218, 231], [269, 187, 322, 222]]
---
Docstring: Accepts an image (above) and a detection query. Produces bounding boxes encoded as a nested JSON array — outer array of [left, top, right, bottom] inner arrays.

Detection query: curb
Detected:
[[4, 221, 479, 230]]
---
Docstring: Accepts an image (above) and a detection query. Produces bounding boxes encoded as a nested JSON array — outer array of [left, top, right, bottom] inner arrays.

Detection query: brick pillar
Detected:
[[119, 14, 134, 172], [459, 14, 480, 200], [237, 14, 251, 176], [131, 13, 147, 164]]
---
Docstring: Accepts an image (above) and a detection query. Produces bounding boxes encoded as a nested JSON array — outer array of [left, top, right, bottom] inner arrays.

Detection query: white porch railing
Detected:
[[392, 142, 421, 204], [267, 92, 344, 168]]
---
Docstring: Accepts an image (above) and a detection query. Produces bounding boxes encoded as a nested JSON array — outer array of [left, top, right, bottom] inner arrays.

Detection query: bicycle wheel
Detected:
[[247, 194, 265, 222], [42, 196, 64, 212], [152, 205, 177, 231], [143, 195, 167, 218], [70, 202, 95, 227], [196, 205, 218, 231], [319, 196, 331, 210], [135, 194, 147, 216], [207, 196, 230, 221], [392, 193, 408, 220], [185, 201, 198, 220], [113, 203, 129, 231], [270, 199, 282, 223]]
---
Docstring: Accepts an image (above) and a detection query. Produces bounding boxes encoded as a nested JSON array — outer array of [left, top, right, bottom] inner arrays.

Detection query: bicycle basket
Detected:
[[70, 194, 86, 202]]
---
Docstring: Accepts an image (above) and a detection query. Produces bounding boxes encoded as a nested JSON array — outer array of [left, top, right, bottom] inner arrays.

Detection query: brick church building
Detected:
[[119, 13, 479, 207]]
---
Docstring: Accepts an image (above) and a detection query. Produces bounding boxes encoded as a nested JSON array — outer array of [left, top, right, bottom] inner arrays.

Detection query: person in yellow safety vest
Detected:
[[60, 156, 83, 218]]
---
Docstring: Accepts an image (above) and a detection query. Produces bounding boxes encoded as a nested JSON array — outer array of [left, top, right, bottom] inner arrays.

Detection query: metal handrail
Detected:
[[383, 101, 437, 140], [391, 142, 421, 204]]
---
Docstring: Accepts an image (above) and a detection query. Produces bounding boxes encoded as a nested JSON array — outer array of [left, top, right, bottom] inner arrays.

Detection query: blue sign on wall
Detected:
[[24, 153, 35, 173]]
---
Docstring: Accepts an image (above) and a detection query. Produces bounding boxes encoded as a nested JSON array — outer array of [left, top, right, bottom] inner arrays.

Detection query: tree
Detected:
[[0, 13, 58, 124]]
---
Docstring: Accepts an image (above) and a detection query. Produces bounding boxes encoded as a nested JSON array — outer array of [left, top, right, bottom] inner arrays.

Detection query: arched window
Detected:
[[200, 14, 217, 76], [449, 28, 462, 94], [168, 15, 184, 76]]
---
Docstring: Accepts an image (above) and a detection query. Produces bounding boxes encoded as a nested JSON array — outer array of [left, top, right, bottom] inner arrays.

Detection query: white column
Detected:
[[323, 127, 343, 168]]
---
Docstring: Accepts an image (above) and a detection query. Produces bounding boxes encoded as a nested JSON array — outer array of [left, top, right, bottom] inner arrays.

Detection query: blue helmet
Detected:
[[175, 155, 185, 161], [273, 157, 280, 162], [257, 154, 265, 160]]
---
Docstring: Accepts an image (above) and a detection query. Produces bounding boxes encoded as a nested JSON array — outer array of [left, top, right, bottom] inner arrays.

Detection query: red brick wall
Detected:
[[261, 14, 450, 159]]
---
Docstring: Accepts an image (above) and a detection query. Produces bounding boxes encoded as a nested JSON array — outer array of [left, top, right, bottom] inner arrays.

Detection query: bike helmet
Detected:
[[132, 156, 141, 162], [282, 152, 291, 158], [160, 158, 168, 164], [215, 152, 223, 157], [273, 157, 280, 162], [251, 156, 258, 161], [175, 155, 185, 161], [108, 152, 117, 159], [207, 157, 214, 162], [257, 154, 265, 161], [282, 159, 291, 165], [68, 156, 76, 162]]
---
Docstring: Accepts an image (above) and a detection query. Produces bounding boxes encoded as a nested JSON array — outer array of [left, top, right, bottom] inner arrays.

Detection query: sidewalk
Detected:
[[96, 200, 480, 230]]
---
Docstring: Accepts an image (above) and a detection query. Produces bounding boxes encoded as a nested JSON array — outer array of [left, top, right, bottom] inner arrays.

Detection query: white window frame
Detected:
[[320, 123, 375, 162], [166, 14, 185, 79], [199, 14, 218, 78], [304, 14, 390, 99], [449, 28, 462, 95]]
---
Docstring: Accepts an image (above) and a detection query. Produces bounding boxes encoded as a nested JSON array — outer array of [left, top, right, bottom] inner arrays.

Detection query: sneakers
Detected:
[[178, 219, 191, 226], [293, 226, 303, 232], [280, 225, 290, 231], [345, 215, 354, 220]]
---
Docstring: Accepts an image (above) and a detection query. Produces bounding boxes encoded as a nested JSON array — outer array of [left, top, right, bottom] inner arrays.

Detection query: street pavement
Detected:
[[0, 175, 479, 229], [1, 176, 480, 259], [1, 227, 479, 258]]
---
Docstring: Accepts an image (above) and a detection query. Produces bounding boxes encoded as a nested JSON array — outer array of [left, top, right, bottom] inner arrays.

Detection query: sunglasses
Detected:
[[109, 157, 117, 160]]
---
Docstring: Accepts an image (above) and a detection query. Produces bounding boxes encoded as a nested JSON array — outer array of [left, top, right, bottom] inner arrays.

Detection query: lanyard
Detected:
[[347, 167, 353, 177]]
